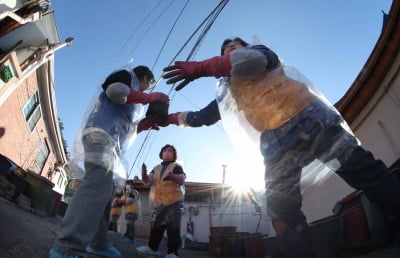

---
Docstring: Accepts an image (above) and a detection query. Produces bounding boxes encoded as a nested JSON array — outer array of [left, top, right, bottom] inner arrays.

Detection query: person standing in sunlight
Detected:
[[136, 144, 186, 258]]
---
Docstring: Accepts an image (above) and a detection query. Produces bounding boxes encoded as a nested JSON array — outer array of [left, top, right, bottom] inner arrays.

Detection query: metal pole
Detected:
[[222, 164, 227, 202]]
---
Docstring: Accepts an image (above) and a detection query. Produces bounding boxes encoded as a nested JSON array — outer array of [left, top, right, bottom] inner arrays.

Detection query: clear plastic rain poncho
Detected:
[[215, 47, 360, 213], [69, 69, 145, 191]]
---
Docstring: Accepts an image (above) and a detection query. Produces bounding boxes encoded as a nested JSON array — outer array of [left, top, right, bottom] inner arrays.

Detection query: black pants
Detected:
[[148, 202, 183, 255]]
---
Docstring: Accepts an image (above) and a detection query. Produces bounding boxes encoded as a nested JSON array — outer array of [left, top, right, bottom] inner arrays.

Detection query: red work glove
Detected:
[[160, 112, 180, 127], [163, 173, 184, 184], [137, 116, 160, 134], [116, 200, 126, 206], [127, 89, 169, 104], [163, 55, 231, 91], [141, 163, 150, 183]]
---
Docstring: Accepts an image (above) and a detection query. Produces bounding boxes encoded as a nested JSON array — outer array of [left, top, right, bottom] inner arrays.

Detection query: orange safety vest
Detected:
[[149, 162, 185, 207], [110, 198, 122, 215], [123, 189, 139, 213], [229, 66, 317, 132]]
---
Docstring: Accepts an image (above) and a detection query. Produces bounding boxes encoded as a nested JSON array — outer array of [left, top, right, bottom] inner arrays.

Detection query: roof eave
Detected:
[[335, 0, 400, 123]]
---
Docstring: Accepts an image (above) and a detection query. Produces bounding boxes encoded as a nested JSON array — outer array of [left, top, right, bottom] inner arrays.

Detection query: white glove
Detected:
[[105, 82, 130, 104], [230, 48, 268, 78]]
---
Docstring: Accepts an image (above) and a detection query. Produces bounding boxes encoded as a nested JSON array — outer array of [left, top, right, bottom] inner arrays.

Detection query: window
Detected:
[[185, 192, 212, 204], [35, 140, 49, 172], [22, 92, 41, 131]]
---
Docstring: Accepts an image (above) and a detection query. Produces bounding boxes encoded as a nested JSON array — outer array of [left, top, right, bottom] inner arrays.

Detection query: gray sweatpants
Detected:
[[53, 132, 115, 256]]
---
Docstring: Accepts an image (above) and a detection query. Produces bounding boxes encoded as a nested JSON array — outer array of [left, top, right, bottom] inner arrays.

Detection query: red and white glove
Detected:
[[116, 200, 126, 206], [163, 55, 231, 91], [167, 112, 180, 126], [127, 90, 169, 104], [137, 116, 160, 134]]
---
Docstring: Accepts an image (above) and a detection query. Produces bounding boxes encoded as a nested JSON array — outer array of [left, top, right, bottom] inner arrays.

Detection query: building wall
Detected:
[[300, 65, 400, 222], [350, 54, 400, 167], [123, 187, 272, 243], [296, 0, 400, 232], [0, 71, 54, 177]]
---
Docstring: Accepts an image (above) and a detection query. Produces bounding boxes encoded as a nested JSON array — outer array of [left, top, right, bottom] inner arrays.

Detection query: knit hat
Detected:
[[220, 37, 249, 56], [159, 144, 177, 160], [101, 70, 132, 91]]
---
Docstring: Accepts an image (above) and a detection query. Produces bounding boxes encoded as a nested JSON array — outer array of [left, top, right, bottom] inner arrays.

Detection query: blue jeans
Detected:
[[260, 100, 400, 257], [53, 131, 115, 256]]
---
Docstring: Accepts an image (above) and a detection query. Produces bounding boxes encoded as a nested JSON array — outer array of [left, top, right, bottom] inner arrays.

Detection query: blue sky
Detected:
[[52, 0, 392, 189]]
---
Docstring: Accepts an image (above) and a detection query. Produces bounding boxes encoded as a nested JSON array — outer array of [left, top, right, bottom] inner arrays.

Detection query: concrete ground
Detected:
[[0, 196, 213, 258]]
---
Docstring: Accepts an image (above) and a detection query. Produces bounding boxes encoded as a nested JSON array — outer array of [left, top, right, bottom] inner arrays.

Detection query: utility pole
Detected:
[[222, 164, 227, 184], [222, 164, 227, 203]]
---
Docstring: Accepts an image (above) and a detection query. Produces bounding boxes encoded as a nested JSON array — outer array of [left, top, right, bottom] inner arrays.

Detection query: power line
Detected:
[[126, 0, 178, 63], [128, 0, 230, 178], [151, 0, 190, 71], [108, 0, 169, 71]]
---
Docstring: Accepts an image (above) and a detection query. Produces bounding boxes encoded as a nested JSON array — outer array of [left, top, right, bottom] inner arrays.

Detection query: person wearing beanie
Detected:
[[160, 39, 400, 258], [49, 65, 169, 258], [136, 144, 186, 258]]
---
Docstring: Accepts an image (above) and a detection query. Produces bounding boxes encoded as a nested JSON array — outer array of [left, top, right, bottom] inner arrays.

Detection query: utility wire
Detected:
[[127, 0, 188, 178], [151, 0, 190, 71], [126, 0, 178, 62], [128, 0, 230, 177], [166, 0, 229, 95], [108, 0, 164, 71]]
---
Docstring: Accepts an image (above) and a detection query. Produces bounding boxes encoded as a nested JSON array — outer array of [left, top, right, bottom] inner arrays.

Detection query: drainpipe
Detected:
[[0, 10, 41, 24]]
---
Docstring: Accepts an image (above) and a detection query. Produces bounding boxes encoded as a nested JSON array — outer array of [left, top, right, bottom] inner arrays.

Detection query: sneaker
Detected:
[[165, 254, 179, 258], [136, 245, 160, 256], [122, 236, 136, 243], [49, 247, 86, 258], [86, 246, 121, 258]]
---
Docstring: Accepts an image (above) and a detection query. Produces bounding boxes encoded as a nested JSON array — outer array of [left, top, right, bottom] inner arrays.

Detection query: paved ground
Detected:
[[1, 195, 400, 258], [0, 196, 213, 258]]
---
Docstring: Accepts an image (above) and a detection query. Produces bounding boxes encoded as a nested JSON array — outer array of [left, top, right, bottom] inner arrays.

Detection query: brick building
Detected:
[[0, 0, 72, 196]]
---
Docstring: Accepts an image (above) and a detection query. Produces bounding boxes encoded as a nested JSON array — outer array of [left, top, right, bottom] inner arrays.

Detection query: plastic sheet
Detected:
[[216, 62, 360, 198], [69, 68, 145, 191]]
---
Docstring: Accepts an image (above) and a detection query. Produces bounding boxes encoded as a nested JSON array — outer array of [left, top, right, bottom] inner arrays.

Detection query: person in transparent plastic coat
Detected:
[[161, 43, 400, 257], [49, 65, 169, 258]]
